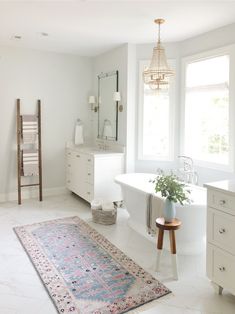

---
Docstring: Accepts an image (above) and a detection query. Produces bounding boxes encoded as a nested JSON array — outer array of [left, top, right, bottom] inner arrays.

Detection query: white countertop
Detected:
[[204, 179, 235, 195], [66, 145, 124, 156]]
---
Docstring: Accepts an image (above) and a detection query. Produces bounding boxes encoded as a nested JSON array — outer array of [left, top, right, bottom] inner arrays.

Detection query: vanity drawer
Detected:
[[85, 166, 94, 184], [66, 149, 72, 159], [207, 190, 235, 215], [86, 155, 94, 166], [66, 175, 72, 189], [84, 183, 94, 202], [207, 208, 235, 255], [207, 244, 235, 295]]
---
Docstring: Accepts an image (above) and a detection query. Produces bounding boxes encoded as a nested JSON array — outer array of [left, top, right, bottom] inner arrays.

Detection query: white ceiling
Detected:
[[0, 1, 235, 56]]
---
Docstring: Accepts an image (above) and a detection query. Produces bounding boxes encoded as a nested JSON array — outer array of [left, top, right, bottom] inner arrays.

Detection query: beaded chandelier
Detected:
[[143, 19, 174, 90]]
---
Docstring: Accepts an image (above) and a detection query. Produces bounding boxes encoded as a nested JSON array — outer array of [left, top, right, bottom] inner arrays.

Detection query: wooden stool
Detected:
[[155, 217, 182, 280]]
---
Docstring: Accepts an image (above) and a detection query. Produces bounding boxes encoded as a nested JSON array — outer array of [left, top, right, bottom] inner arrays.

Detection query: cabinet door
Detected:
[[207, 243, 235, 295], [72, 152, 86, 197], [208, 207, 235, 255]]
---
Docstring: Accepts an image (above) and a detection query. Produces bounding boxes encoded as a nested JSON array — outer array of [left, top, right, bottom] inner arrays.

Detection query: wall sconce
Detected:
[[88, 96, 98, 112], [113, 92, 123, 112]]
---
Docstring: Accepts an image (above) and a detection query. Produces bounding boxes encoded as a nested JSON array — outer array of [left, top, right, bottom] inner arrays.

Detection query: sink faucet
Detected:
[[97, 140, 109, 151], [178, 155, 198, 185]]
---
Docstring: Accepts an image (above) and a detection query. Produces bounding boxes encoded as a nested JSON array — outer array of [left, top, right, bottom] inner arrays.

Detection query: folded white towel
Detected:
[[22, 122, 37, 125], [22, 115, 37, 122], [22, 133, 37, 144], [23, 149, 38, 154], [23, 153, 38, 158], [91, 199, 102, 210], [102, 202, 115, 211], [102, 120, 113, 138], [23, 163, 39, 176], [22, 128, 37, 133], [23, 157, 38, 162]]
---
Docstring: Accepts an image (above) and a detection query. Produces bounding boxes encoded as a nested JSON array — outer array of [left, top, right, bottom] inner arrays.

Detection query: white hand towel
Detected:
[[74, 124, 84, 145], [102, 120, 113, 138], [147, 194, 164, 235]]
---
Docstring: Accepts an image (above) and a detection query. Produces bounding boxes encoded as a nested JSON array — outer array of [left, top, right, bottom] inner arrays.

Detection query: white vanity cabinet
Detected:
[[204, 180, 235, 295], [66, 147, 124, 203]]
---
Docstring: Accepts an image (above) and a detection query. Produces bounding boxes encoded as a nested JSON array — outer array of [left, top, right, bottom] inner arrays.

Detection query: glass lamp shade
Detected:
[[143, 42, 174, 90], [113, 92, 121, 102]]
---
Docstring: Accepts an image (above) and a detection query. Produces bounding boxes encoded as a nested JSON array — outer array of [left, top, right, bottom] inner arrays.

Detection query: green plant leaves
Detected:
[[151, 173, 191, 205]]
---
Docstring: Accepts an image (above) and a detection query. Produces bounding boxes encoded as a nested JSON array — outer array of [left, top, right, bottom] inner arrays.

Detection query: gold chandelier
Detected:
[[143, 19, 174, 90]]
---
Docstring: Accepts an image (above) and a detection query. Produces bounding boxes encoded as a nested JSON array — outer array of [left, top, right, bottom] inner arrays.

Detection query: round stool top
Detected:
[[156, 217, 182, 231]]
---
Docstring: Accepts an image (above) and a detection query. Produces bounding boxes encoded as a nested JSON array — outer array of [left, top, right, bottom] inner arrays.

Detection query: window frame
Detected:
[[181, 46, 234, 172], [138, 59, 176, 161]]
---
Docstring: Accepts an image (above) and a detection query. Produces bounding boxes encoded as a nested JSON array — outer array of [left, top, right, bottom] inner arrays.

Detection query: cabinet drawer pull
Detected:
[[88, 173, 91, 176], [219, 228, 226, 234], [87, 159, 91, 162], [219, 200, 226, 206], [76, 155, 80, 158], [87, 192, 91, 195], [219, 266, 226, 272]]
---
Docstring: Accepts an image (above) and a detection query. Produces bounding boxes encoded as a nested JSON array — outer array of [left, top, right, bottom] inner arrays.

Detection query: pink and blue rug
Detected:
[[14, 216, 170, 313]]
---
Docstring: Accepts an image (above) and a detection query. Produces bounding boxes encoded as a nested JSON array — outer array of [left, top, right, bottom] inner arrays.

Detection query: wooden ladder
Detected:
[[16, 99, 43, 205]]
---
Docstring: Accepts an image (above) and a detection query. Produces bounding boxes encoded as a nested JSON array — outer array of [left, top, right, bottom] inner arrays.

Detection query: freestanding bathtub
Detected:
[[115, 173, 207, 255]]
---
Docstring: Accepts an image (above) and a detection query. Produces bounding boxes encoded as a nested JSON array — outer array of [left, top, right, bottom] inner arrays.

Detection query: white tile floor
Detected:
[[0, 193, 235, 314]]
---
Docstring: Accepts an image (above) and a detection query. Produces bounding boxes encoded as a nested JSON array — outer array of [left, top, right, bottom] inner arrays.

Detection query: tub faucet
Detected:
[[178, 155, 198, 185]]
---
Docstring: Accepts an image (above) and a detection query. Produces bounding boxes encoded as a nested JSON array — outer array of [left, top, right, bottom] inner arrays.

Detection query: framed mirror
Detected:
[[98, 70, 118, 141]]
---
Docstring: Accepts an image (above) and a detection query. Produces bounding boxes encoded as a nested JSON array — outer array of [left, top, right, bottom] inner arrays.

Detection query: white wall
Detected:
[[0, 46, 92, 201], [180, 23, 235, 57]]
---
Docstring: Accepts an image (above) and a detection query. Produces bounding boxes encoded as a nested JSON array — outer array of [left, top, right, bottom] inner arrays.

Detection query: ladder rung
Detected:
[[21, 183, 39, 187]]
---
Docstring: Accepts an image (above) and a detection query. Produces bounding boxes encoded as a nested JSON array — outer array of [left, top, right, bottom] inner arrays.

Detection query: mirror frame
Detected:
[[97, 70, 119, 141]]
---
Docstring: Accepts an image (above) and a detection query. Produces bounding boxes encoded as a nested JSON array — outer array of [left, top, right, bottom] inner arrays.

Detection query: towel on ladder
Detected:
[[22, 149, 39, 176], [22, 115, 38, 144], [146, 194, 164, 235]]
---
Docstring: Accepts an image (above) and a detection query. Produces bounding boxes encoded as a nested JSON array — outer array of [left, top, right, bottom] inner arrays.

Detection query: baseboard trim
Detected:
[[0, 186, 68, 203]]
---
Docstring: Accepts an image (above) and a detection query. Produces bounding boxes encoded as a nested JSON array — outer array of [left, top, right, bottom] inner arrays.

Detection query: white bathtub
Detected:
[[115, 173, 207, 255]]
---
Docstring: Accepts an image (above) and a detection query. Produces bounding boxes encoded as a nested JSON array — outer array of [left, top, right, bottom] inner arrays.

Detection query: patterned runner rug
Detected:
[[14, 216, 170, 313]]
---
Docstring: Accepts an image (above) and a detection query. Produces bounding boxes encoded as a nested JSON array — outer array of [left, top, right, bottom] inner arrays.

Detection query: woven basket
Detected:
[[91, 207, 117, 225]]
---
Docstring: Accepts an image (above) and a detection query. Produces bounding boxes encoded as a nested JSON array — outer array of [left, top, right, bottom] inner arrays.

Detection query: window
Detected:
[[183, 55, 230, 169], [138, 61, 175, 160]]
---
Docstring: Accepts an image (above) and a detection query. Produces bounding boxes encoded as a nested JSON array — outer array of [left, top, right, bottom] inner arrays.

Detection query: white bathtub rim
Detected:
[[115, 173, 207, 206]]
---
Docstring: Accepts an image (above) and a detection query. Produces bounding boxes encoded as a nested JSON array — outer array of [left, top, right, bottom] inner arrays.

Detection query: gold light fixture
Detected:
[[143, 18, 174, 90]]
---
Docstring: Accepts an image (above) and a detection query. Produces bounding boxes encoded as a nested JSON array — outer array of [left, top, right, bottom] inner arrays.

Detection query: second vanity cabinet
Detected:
[[205, 180, 235, 295], [66, 147, 124, 203]]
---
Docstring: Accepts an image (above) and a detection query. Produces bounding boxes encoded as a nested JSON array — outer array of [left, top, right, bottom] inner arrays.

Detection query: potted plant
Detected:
[[152, 172, 190, 223]]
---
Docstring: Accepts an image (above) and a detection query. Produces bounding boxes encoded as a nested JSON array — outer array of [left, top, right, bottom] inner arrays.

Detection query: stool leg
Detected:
[[169, 230, 178, 280], [155, 229, 164, 272]]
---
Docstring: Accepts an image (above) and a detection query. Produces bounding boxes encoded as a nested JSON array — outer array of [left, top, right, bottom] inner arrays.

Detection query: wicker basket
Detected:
[[91, 206, 117, 225]]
